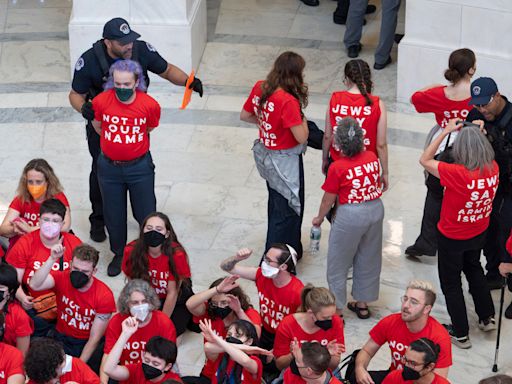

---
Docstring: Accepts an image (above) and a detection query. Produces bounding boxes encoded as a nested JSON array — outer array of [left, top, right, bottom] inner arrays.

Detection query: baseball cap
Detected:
[[469, 77, 498, 106], [103, 18, 140, 45]]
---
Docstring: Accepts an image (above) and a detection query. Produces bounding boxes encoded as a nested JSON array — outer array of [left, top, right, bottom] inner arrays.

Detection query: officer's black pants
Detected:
[[86, 121, 104, 233]]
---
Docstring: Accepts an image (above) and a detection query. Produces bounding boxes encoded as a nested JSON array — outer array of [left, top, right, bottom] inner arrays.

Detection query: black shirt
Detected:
[[71, 40, 168, 98]]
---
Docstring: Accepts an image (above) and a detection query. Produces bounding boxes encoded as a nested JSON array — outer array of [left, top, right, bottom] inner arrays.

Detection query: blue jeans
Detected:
[[97, 152, 156, 256]]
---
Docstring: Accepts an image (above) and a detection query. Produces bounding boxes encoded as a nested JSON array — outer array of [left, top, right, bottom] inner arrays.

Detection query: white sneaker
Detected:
[[478, 317, 496, 332]]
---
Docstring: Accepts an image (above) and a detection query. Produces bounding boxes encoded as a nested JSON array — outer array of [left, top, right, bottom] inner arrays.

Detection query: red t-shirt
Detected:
[[4, 301, 34, 346], [369, 313, 452, 371], [411, 86, 471, 128], [92, 89, 161, 161], [382, 369, 450, 384], [243, 80, 302, 150], [126, 363, 183, 384], [122, 241, 191, 299], [52, 271, 116, 339], [104, 311, 177, 365], [0, 343, 24, 384], [198, 306, 262, 379], [6, 230, 81, 297], [211, 355, 262, 384], [322, 151, 382, 204], [283, 369, 342, 384], [328, 91, 381, 161], [438, 161, 499, 240], [255, 268, 303, 333], [7, 192, 69, 251], [273, 314, 345, 358], [28, 355, 99, 384]]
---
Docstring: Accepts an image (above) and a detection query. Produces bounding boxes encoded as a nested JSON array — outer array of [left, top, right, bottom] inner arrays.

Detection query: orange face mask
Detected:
[[27, 184, 47, 200]]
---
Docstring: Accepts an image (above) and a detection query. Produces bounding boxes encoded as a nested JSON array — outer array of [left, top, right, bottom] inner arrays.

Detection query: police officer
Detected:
[[69, 17, 203, 247], [466, 77, 512, 314]]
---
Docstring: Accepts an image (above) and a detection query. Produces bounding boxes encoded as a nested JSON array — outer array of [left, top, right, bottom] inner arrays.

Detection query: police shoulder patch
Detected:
[[75, 57, 85, 71], [146, 42, 156, 52]]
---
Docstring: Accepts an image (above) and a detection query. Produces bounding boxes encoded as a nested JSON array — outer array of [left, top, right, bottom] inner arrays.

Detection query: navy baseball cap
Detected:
[[469, 77, 498, 106], [103, 18, 140, 45]]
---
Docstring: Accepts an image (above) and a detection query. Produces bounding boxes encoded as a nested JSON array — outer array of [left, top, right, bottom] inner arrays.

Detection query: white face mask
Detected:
[[130, 303, 150, 322], [261, 261, 280, 279]]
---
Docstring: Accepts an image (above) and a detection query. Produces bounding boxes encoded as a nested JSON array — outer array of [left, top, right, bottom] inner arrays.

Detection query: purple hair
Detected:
[[104, 59, 147, 91]]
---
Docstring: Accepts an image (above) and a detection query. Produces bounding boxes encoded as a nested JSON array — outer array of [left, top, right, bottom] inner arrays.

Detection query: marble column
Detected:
[[68, 0, 207, 84], [397, 0, 512, 102]]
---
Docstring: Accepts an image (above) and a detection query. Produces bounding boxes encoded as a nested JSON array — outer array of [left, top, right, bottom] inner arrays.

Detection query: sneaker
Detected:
[[107, 255, 123, 277], [347, 44, 362, 58], [443, 324, 472, 349], [373, 57, 392, 70], [478, 317, 496, 332], [90, 227, 107, 243], [404, 245, 436, 257]]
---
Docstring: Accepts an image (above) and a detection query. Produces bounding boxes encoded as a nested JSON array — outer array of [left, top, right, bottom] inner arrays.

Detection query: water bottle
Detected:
[[310, 226, 321, 253]]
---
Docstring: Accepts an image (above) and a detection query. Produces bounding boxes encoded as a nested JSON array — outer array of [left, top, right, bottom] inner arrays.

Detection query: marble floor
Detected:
[[0, 0, 508, 382]]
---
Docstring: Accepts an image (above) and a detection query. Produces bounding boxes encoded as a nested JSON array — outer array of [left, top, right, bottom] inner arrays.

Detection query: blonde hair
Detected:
[[298, 284, 336, 313], [16, 159, 63, 204], [406, 280, 437, 306]]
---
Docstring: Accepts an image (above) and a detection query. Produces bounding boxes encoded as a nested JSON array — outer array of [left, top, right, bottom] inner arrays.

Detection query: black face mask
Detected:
[[142, 363, 163, 380], [212, 306, 232, 319], [401, 366, 421, 381], [289, 358, 301, 376], [314, 319, 333, 331], [144, 230, 166, 247], [70, 271, 90, 289], [226, 336, 243, 344]]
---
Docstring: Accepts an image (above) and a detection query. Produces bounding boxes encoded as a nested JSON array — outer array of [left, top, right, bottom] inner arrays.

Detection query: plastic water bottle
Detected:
[[310, 226, 321, 253]]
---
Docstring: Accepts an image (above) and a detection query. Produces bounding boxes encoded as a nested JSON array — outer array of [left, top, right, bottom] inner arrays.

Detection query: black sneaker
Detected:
[[478, 317, 496, 332], [107, 255, 123, 277], [366, 4, 377, 14], [443, 324, 472, 349], [374, 57, 392, 70], [300, 0, 319, 6], [90, 227, 107, 243], [486, 274, 504, 291], [404, 245, 436, 257], [347, 44, 362, 58]]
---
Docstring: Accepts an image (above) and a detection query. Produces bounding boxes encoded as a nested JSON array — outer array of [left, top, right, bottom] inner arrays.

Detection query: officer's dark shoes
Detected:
[[347, 44, 362, 58], [333, 13, 347, 25], [507, 274, 512, 292], [301, 0, 319, 5], [405, 245, 436, 257], [374, 57, 392, 70], [505, 301, 512, 319], [107, 255, 123, 277], [90, 227, 107, 243], [486, 274, 504, 291]]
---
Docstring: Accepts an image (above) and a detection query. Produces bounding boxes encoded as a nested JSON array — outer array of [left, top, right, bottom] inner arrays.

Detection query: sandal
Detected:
[[347, 302, 370, 319]]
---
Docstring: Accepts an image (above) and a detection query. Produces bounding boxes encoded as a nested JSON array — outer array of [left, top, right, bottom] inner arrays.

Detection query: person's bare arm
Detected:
[[220, 248, 258, 281], [290, 118, 308, 144], [80, 314, 111, 362], [61, 207, 72, 232], [0, 209, 21, 238], [240, 109, 258, 125], [434, 367, 449, 378], [376, 100, 389, 192], [92, 120, 102, 135], [355, 338, 381, 384], [322, 109, 333, 174], [6, 374, 24, 384], [16, 335, 30, 356], [312, 192, 337, 227], [158, 63, 189, 86], [69, 90, 87, 113], [186, 275, 240, 316], [161, 281, 179, 317]]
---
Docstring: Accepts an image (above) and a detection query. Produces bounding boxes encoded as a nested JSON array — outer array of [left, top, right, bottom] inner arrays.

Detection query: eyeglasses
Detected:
[[400, 296, 425, 307], [262, 255, 280, 265], [401, 356, 425, 368], [475, 96, 494, 109]]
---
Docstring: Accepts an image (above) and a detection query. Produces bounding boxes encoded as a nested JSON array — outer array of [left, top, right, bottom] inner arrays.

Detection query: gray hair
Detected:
[[117, 279, 160, 314], [452, 126, 495, 172], [334, 117, 365, 157], [406, 280, 437, 306]]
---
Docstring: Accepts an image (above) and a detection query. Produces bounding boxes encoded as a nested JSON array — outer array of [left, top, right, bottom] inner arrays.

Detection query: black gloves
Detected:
[[188, 77, 203, 97], [81, 101, 95, 121]]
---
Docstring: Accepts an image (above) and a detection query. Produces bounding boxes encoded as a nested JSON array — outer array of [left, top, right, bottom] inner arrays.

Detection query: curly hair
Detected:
[[25, 338, 65, 383], [16, 158, 64, 204], [334, 117, 365, 157], [73, 243, 100, 268], [344, 59, 373, 106], [207, 277, 252, 319], [127, 212, 189, 289], [104, 59, 147, 91], [117, 279, 161, 314], [259, 51, 308, 116]]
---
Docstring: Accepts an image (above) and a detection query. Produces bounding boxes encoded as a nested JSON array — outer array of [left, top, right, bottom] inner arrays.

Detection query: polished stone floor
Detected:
[[0, 0, 508, 381]]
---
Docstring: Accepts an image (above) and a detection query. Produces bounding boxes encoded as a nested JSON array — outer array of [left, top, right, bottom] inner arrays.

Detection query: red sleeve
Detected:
[[410, 87, 442, 114], [249, 355, 263, 381], [126, 364, 138, 379], [506, 230, 512, 258], [160, 313, 177, 342], [4, 345, 24, 378], [51, 270, 66, 292], [243, 82, 260, 114], [104, 315, 122, 353], [273, 317, 292, 357], [173, 248, 191, 278], [437, 161, 455, 188], [54, 192, 69, 207], [246, 308, 262, 327], [332, 315, 345, 346], [122, 242, 136, 277], [6, 235, 30, 268], [96, 282, 117, 314], [147, 96, 161, 128], [11, 303, 34, 338], [8, 196, 22, 212], [73, 357, 100, 384], [433, 325, 452, 369], [368, 316, 390, 347], [280, 98, 303, 129], [322, 164, 341, 194]]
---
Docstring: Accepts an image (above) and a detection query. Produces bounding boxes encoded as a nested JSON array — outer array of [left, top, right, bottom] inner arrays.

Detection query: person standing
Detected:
[[420, 121, 498, 349], [92, 59, 161, 276], [405, 48, 475, 260], [343, 0, 401, 69], [314, 117, 384, 319], [69, 17, 202, 244], [240, 52, 309, 259]]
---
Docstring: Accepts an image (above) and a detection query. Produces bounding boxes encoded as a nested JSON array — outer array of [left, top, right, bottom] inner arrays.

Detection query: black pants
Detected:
[[437, 231, 495, 337], [182, 375, 211, 384], [334, 0, 349, 18], [86, 121, 104, 233], [259, 328, 279, 377], [347, 369, 389, 384], [265, 155, 304, 260], [53, 330, 104, 374], [159, 282, 196, 336]]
